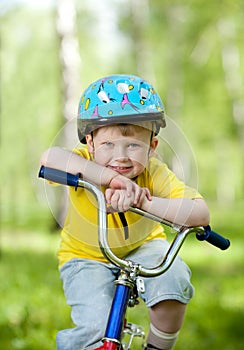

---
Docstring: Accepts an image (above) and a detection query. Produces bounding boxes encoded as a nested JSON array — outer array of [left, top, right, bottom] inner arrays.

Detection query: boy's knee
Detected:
[[149, 300, 186, 333]]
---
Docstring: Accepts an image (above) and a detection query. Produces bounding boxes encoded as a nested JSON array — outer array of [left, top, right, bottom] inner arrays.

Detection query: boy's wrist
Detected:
[[102, 169, 119, 187], [140, 196, 151, 212], [81, 161, 117, 187]]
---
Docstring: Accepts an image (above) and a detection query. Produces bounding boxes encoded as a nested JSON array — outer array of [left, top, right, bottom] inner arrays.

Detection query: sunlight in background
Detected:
[[0, 0, 53, 14], [0, 0, 55, 9], [0, 0, 126, 62]]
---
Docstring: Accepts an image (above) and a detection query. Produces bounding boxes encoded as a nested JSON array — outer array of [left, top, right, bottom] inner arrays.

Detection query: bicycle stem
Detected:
[[76, 178, 198, 277]]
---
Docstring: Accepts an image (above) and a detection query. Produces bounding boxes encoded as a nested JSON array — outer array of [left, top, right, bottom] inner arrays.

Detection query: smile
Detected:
[[108, 165, 132, 173]]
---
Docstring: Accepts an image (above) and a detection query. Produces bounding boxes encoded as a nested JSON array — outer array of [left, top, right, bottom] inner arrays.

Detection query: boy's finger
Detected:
[[105, 188, 113, 202], [133, 187, 141, 204], [126, 181, 133, 197], [145, 188, 152, 200]]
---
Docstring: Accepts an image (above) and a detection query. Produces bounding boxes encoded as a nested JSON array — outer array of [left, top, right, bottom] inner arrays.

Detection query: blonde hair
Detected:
[[93, 122, 157, 138]]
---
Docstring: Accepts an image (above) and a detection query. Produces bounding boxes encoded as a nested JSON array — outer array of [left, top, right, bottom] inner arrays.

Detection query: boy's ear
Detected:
[[149, 137, 158, 156], [86, 134, 94, 153]]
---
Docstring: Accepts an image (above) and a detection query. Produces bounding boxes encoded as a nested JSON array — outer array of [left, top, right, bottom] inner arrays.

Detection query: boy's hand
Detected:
[[109, 175, 151, 202], [109, 175, 134, 194], [106, 183, 152, 212], [106, 189, 133, 212]]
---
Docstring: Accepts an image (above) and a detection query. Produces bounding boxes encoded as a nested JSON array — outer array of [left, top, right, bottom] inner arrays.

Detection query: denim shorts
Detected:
[[56, 239, 194, 350]]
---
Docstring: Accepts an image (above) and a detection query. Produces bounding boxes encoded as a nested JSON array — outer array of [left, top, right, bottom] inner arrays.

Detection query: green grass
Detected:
[[0, 230, 73, 350], [177, 240, 244, 349], [1, 205, 243, 349]]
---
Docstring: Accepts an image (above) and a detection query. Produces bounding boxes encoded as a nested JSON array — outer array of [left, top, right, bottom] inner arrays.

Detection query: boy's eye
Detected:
[[104, 142, 113, 147], [129, 143, 139, 148]]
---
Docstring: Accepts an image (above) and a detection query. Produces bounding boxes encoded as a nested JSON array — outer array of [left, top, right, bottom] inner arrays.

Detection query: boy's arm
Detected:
[[40, 147, 117, 186], [40, 147, 139, 195], [140, 196, 210, 227]]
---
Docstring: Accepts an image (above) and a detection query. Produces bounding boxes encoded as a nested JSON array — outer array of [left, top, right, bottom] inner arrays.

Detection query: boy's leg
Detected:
[[126, 239, 194, 350], [146, 300, 186, 350], [56, 258, 118, 350], [149, 299, 186, 333]]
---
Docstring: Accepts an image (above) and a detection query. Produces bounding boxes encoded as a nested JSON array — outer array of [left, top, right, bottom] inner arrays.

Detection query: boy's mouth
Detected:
[[108, 165, 133, 174]]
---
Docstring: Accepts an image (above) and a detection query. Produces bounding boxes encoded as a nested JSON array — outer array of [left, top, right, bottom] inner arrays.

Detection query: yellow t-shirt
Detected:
[[57, 146, 202, 267]]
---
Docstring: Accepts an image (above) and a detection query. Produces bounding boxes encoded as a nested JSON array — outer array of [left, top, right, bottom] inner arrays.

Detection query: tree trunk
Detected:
[[217, 18, 244, 203], [55, 0, 81, 227], [130, 0, 155, 82], [163, 5, 195, 186]]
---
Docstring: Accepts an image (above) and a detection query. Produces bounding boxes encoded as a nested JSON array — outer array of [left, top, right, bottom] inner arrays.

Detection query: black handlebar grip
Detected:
[[38, 166, 80, 188], [196, 225, 230, 250]]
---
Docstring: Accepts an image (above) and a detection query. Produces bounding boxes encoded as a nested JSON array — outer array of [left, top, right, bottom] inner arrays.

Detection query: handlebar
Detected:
[[38, 166, 230, 277]]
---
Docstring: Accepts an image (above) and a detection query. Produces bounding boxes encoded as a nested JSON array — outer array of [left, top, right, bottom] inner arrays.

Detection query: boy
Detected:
[[40, 74, 210, 350]]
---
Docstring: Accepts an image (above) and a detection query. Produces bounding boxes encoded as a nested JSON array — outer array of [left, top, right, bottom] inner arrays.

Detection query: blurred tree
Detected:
[[216, 17, 244, 203], [54, 0, 81, 226], [218, 17, 244, 157], [1, 6, 60, 227], [129, 0, 155, 81], [56, 0, 81, 135]]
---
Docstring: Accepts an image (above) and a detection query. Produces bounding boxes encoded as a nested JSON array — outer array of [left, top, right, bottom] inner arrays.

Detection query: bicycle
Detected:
[[39, 165, 230, 350]]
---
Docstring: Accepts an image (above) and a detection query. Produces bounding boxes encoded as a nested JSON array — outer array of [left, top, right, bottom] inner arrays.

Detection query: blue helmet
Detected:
[[77, 74, 166, 143]]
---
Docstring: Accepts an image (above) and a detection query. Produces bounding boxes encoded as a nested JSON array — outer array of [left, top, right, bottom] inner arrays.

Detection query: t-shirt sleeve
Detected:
[[72, 146, 90, 159]]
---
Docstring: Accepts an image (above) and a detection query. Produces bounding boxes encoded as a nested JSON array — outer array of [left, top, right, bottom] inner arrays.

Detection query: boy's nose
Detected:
[[114, 146, 129, 161], [115, 155, 129, 162]]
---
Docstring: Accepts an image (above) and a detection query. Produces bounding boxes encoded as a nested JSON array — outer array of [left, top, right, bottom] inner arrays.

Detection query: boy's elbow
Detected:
[[200, 212, 210, 227], [39, 147, 61, 167], [40, 149, 50, 166], [196, 199, 210, 227]]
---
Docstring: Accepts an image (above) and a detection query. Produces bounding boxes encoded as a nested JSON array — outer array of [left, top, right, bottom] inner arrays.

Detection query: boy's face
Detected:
[[86, 125, 158, 179]]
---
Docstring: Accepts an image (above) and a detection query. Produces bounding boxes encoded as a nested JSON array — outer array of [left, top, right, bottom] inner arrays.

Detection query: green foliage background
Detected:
[[1, 1, 244, 349]]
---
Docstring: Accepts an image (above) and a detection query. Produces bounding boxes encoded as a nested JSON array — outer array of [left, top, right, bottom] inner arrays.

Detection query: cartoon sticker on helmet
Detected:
[[91, 105, 100, 118], [139, 87, 149, 100], [97, 80, 117, 105], [97, 90, 110, 103], [117, 83, 132, 94], [121, 93, 140, 112], [84, 98, 90, 111]]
